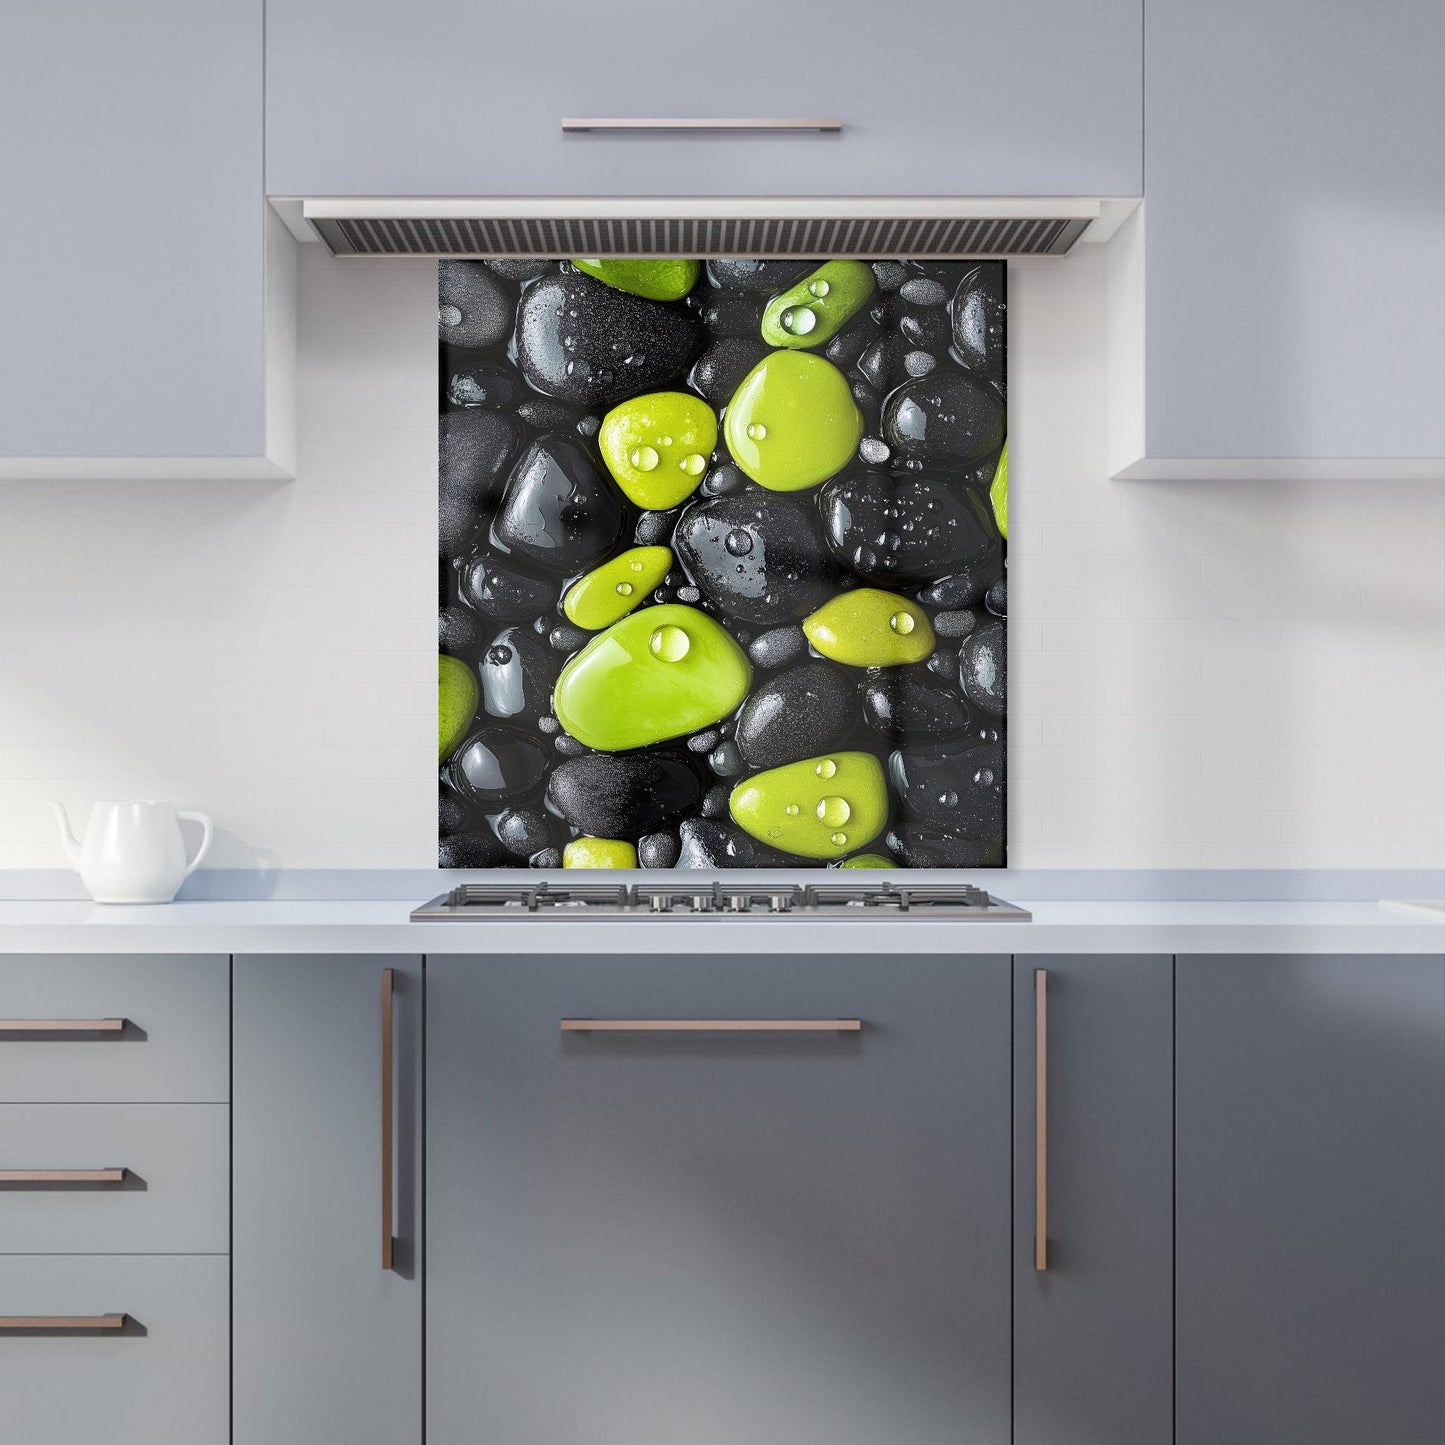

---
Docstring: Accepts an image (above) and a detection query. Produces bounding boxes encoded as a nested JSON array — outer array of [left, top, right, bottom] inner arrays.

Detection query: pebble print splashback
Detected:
[[437, 258, 1007, 870]]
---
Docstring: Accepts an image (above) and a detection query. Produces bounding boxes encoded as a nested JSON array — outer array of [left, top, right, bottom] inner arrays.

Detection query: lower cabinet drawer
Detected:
[[0, 1255, 227, 1445], [0, 1104, 228, 1253]]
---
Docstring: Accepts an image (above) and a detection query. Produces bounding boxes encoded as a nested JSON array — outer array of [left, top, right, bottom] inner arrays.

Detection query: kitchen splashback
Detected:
[[438, 258, 1006, 869]]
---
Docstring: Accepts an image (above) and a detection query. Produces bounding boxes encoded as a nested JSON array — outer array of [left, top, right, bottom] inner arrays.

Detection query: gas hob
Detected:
[[411, 882, 1030, 921]]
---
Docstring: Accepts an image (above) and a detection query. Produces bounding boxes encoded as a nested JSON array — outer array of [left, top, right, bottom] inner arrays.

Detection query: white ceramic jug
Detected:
[[49, 801, 213, 904]]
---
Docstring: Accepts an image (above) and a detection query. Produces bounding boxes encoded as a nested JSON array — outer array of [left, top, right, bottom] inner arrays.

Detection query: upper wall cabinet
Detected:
[[1112, 0, 1445, 480], [0, 1, 293, 480], [266, 0, 1142, 199]]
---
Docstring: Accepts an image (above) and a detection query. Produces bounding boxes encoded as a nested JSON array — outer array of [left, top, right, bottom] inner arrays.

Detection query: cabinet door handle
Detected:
[[0, 1314, 128, 1331], [1034, 969, 1049, 1272], [380, 968, 396, 1272], [0, 1018, 127, 1036], [562, 117, 842, 134], [560, 1018, 862, 1033], [0, 1168, 128, 1185]]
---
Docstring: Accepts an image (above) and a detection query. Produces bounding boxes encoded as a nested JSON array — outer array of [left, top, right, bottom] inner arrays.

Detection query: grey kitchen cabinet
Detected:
[[266, 1, 1141, 199], [1118, 0, 1445, 479], [0, 1, 293, 479], [1012, 956, 1173, 1445], [1176, 952, 1445, 1444], [233, 955, 423, 1445], [427, 953, 1013, 1445]]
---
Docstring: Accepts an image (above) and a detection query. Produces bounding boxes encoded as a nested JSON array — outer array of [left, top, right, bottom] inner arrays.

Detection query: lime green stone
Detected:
[[571, 258, 700, 302], [840, 853, 898, 869], [760, 260, 875, 349], [563, 546, 673, 630], [729, 751, 888, 860], [802, 588, 936, 667], [563, 837, 638, 869], [552, 603, 752, 751], [723, 351, 862, 491], [438, 654, 477, 761], [599, 392, 717, 509], [990, 443, 1008, 538]]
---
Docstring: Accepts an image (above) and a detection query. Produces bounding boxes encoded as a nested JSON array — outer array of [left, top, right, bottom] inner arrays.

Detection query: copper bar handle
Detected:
[[560, 1019, 862, 1033], [0, 1168, 127, 1185], [0, 1018, 127, 1035], [562, 117, 842, 134], [1034, 969, 1049, 1271], [380, 968, 396, 1272], [0, 1314, 128, 1331]]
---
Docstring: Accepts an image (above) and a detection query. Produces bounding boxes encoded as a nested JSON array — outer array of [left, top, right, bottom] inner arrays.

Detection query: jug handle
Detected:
[[47, 801, 82, 866], [177, 811, 213, 877]]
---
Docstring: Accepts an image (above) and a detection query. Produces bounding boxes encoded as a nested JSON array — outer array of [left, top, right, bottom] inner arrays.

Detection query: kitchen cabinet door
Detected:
[[427, 953, 1012, 1445], [266, 1, 1141, 198], [1176, 953, 1445, 1444], [0, 0, 292, 479], [233, 956, 423, 1445], [1122, 0, 1445, 478], [1012, 956, 1173, 1445]]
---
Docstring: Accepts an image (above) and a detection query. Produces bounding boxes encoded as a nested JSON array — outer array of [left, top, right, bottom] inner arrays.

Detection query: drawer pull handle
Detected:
[[0, 1018, 128, 1036], [0, 1314, 128, 1331], [381, 968, 396, 1272], [560, 1019, 862, 1033], [0, 1168, 128, 1185], [562, 117, 842, 135], [1034, 968, 1049, 1272]]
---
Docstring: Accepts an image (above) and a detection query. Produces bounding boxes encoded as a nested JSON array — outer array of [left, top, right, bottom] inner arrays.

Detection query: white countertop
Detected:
[[0, 898, 1439, 955]]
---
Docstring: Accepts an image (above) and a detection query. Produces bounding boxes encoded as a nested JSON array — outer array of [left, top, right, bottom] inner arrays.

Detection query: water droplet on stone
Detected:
[[830, 832, 848, 846], [439, 304, 463, 327], [807, 278, 831, 298], [784, 804, 800, 816], [746, 422, 768, 442], [975, 768, 994, 787], [817, 795, 852, 827], [724, 529, 754, 557], [649, 624, 691, 662], [615, 582, 633, 596], [815, 758, 838, 780], [768, 827, 783, 839], [889, 610, 916, 635], [853, 545, 878, 570], [938, 790, 959, 808], [679, 452, 706, 475], [780, 305, 818, 335], [629, 445, 659, 472]]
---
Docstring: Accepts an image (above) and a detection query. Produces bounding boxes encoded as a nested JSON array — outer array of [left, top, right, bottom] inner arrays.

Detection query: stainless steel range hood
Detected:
[[301, 197, 1102, 259]]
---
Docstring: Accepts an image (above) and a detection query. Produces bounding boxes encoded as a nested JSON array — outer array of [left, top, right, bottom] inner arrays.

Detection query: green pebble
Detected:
[[760, 260, 875, 349], [553, 603, 752, 751], [563, 837, 638, 869], [599, 391, 717, 509], [563, 546, 673, 630], [990, 443, 1008, 539], [722, 351, 863, 491], [729, 751, 888, 861], [571, 258, 700, 302], [840, 853, 899, 869], [802, 588, 936, 667], [438, 654, 477, 761]]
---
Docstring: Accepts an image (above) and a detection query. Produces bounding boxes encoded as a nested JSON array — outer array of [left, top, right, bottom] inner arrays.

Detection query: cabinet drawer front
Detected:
[[0, 1104, 227, 1254], [0, 1255, 227, 1445], [0, 955, 227, 1102]]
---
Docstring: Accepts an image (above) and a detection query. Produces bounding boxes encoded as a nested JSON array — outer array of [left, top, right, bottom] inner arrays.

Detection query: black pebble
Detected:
[[634, 510, 677, 545], [734, 662, 857, 768], [439, 410, 523, 557], [899, 276, 949, 307], [493, 805, 556, 858], [700, 784, 731, 818], [986, 575, 1007, 617], [870, 261, 910, 292], [700, 462, 749, 497], [700, 293, 766, 334], [439, 262, 513, 349], [483, 259, 555, 283], [707, 740, 745, 777], [918, 553, 1004, 609], [439, 605, 483, 656], [676, 818, 806, 868], [459, 551, 554, 622], [491, 433, 627, 573], [932, 609, 978, 639], [516, 396, 585, 431], [447, 727, 551, 804], [546, 752, 701, 837], [883, 372, 1005, 466], [959, 617, 1006, 716], [824, 311, 881, 371], [899, 308, 953, 353], [438, 831, 508, 868], [860, 668, 977, 744], [553, 735, 586, 757], [856, 332, 907, 392], [687, 729, 721, 753], [479, 625, 555, 722], [748, 624, 809, 670], [548, 622, 591, 653], [706, 259, 812, 292], [885, 824, 1004, 868], [888, 743, 1004, 833], [529, 847, 562, 869], [444, 353, 519, 410], [438, 790, 471, 836], [638, 831, 680, 869], [689, 336, 769, 405], [950, 263, 1006, 386]]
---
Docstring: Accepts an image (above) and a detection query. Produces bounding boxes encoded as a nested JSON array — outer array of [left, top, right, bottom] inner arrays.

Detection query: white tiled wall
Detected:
[[1, 243, 1441, 869]]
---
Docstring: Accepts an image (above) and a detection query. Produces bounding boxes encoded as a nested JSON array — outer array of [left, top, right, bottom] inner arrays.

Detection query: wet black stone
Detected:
[[707, 740, 745, 777], [824, 311, 881, 372], [700, 783, 731, 818], [492, 804, 556, 858], [860, 668, 976, 744], [515, 396, 585, 431], [439, 605, 483, 657], [439, 831, 508, 868], [675, 585, 701, 603], [439, 262, 514, 349], [706, 259, 812, 293], [515, 273, 704, 406], [917, 554, 1004, 610], [700, 292, 766, 334], [686, 729, 721, 754], [985, 574, 1007, 618], [548, 622, 591, 653], [689, 336, 769, 405], [458, 551, 554, 622], [899, 308, 953, 354], [885, 824, 1004, 868], [546, 752, 701, 838], [479, 625, 555, 722], [676, 818, 807, 868], [856, 332, 906, 392], [959, 616, 1006, 716], [483, 259, 555, 283], [491, 433, 627, 573], [870, 261, 910, 293], [883, 372, 1005, 466], [633, 509, 677, 545], [439, 410, 523, 557], [888, 743, 1004, 832], [818, 471, 998, 583], [747, 624, 809, 670], [673, 493, 835, 625], [438, 790, 472, 836], [447, 727, 551, 805], [849, 379, 882, 434], [900, 275, 949, 307], [700, 462, 749, 498], [931, 609, 978, 639], [444, 353, 519, 410], [553, 735, 586, 757], [637, 831, 680, 869], [734, 662, 856, 768], [529, 847, 562, 869], [950, 263, 1006, 385], [537, 715, 560, 734]]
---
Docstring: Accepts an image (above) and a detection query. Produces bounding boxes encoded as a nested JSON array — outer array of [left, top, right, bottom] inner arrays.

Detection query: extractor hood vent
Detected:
[[302, 199, 1098, 258]]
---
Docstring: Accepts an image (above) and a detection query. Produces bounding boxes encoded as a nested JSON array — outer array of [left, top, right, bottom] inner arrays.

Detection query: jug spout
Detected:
[[47, 801, 82, 865]]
